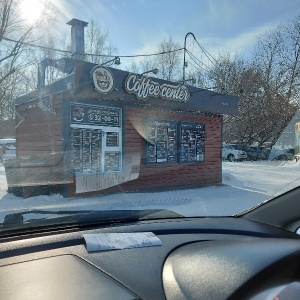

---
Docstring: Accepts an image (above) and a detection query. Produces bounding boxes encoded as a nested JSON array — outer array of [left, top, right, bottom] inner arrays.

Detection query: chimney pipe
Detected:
[[67, 18, 88, 60]]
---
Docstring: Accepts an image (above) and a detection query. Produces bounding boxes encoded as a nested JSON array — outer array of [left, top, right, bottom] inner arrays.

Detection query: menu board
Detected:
[[146, 120, 177, 164], [179, 121, 205, 163], [70, 103, 122, 174], [70, 128, 82, 172], [91, 129, 102, 172], [71, 128, 102, 173]]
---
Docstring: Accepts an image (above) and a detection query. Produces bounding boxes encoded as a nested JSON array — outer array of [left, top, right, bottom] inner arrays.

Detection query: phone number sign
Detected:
[[70, 103, 121, 127]]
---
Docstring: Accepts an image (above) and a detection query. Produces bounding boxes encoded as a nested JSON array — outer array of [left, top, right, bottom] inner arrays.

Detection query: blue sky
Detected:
[[51, 0, 300, 65]]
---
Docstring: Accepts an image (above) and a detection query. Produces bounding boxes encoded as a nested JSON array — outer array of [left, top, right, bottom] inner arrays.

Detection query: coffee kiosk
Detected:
[[10, 19, 238, 198], [11, 59, 238, 198]]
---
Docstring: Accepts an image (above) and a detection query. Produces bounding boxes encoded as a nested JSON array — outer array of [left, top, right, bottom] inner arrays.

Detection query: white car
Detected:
[[222, 144, 247, 162], [0, 139, 16, 162]]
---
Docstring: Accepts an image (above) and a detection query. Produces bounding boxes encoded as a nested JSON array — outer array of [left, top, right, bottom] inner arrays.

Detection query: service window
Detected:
[[70, 103, 122, 173], [179, 121, 205, 163], [146, 119, 177, 164]]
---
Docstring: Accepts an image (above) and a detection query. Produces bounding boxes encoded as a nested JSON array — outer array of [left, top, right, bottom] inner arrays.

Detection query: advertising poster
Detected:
[[146, 120, 177, 164], [179, 121, 205, 163]]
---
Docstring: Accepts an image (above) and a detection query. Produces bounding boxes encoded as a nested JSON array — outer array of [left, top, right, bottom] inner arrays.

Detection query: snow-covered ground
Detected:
[[1, 160, 300, 222]]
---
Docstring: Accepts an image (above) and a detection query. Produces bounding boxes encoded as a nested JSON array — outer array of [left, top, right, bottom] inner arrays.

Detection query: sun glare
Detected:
[[20, 0, 43, 24]]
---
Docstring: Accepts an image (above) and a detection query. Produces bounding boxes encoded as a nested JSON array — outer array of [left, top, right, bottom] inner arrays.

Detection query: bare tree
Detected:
[[132, 36, 182, 81], [85, 19, 118, 65], [204, 15, 300, 147], [280, 16, 300, 104], [155, 36, 182, 81], [0, 0, 55, 123], [139, 57, 158, 76], [9, 17, 119, 118], [249, 20, 300, 146], [125, 60, 139, 73]]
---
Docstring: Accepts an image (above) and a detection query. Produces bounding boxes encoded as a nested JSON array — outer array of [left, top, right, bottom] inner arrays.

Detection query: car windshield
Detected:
[[1, 0, 300, 230]]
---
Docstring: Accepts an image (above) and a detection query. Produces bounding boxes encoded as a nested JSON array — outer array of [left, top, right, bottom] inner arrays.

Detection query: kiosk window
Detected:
[[179, 121, 205, 163], [104, 151, 121, 171], [106, 132, 119, 147], [146, 120, 177, 164]]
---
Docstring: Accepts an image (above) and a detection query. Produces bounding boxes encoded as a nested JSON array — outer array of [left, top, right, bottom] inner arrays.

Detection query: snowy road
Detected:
[[223, 160, 300, 196], [0, 160, 300, 222]]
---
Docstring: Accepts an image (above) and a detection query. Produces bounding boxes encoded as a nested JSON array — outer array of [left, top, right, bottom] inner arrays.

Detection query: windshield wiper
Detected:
[[2, 209, 183, 228]]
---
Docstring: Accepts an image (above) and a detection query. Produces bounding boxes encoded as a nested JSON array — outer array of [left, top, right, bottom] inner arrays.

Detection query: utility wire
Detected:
[[186, 49, 207, 69], [17, 60, 39, 70], [3, 37, 184, 59], [4, 32, 214, 66], [4, 33, 239, 92], [187, 59, 206, 73], [186, 49, 215, 72], [186, 49, 213, 73], [184, 34, 244, 97], [183, 33, 217, 67], [186, 56, 209, 74], [4, 34, 212, 71], [85, 47, 184, 58], [193, 37, 218, 65], [187, 49, 242, 94], [3, 37, 71, 54]]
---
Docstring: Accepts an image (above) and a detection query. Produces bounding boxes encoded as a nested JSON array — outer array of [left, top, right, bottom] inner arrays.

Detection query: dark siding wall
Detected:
[[16, 98, 63, 158], [0, 119, 15, 138], [67, 105, 222, 197], [122, 107, 222, 189], [15, 98, 222, 197]]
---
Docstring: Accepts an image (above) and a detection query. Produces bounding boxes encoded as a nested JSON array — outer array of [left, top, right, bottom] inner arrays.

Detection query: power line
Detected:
[[182, 33, 217, 72], [4, 32, 214, 66], [186, 59, 207, 73], [86, 48, 185, 58], [183, 33, 245, 97], [186, 56, 209, 74], [186, 49, 214, 73], [186, 50, 211, 71], [186, 49, 242, 93], [188, 61, 206, 71], [3, 37, 184, 59], [193, 37, 218, 65], [17, 60, 39, 70], [3, 37, 71, 54], [186, 49, 208, 70]]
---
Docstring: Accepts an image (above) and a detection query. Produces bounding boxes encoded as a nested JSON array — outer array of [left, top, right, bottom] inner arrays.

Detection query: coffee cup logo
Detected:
[[91, 66, 114, 94]]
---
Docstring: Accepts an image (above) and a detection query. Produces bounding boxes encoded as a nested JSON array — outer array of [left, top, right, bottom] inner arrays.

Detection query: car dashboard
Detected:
[[1, 217, 300, 300]]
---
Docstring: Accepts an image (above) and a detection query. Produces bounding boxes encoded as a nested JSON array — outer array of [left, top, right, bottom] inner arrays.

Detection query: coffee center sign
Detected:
[[125, 73, 190, 102]]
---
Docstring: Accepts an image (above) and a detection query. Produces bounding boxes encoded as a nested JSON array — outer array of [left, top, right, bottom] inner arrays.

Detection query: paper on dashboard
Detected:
[[83, 232, 162, 252]]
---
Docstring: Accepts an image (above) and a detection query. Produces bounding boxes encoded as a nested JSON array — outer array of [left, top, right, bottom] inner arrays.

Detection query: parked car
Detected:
[[260, 148, 270, 160], [230, 145, 259, 161], [249, 146, 264, 160], [269, 148, 294, 161], [222, 144, 247, 162], [0, 139, 16, 162]]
